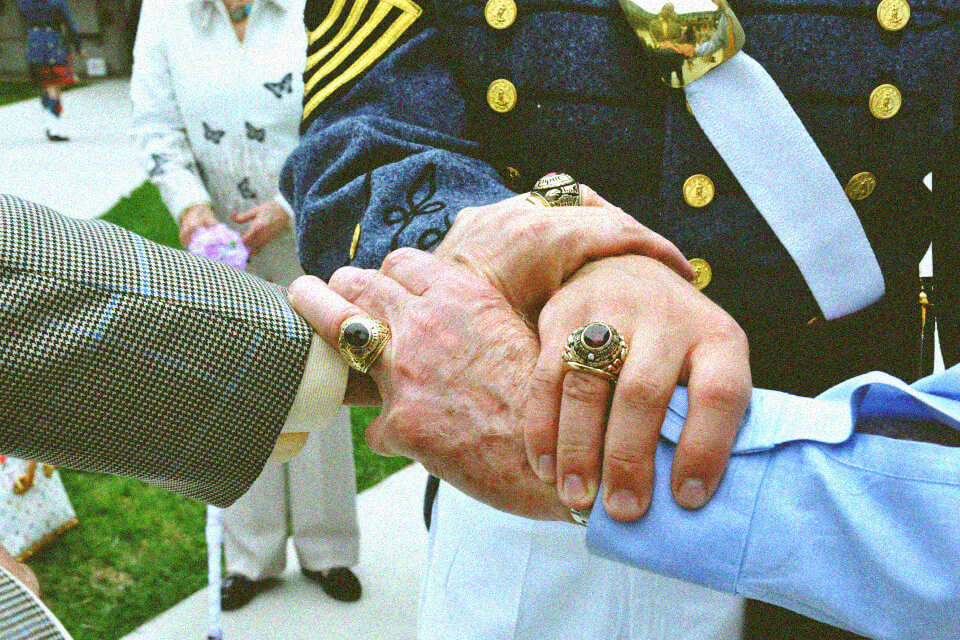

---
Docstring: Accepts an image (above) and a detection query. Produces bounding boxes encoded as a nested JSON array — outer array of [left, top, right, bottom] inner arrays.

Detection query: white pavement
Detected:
[[0, 79, 146, 219], [1, 79, 429, 640], [122, 464, 429, 640]]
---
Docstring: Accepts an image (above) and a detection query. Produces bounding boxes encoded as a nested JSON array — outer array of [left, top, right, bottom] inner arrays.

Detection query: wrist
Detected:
[[178, 202, 212, 225]]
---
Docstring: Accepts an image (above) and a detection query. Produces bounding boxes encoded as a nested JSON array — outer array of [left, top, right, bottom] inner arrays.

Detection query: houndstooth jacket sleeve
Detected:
[[0, 195, 320, 507]]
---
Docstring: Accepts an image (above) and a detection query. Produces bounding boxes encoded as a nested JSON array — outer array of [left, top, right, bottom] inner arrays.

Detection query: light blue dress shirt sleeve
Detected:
[[586, 367, 960, 640]]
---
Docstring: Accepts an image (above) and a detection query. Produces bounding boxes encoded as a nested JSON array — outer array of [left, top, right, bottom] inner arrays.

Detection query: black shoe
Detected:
[[302, 566, 362, 602], [45, 130, 69, 142], [220, 574, 277, 611]]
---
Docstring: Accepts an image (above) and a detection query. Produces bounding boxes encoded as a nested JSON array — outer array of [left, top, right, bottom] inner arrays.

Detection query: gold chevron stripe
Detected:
[[308, 0, 348, 45], [304, 1, 392, 95], [306, 0, 368, 71], [302, 7, 419, 121]]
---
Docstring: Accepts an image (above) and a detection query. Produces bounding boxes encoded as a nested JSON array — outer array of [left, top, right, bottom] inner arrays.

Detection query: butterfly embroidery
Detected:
[[237, 177, 258, 200], [381, 163, 450, 252], [148, 153, 168, 178], [245, 121, 266, 142], [203, 121, 225, 144], [264, 72, 293, 99]]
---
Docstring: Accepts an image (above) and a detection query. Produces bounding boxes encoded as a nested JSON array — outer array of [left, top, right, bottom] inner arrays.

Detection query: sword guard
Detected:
[[619, 0, 745, 88]]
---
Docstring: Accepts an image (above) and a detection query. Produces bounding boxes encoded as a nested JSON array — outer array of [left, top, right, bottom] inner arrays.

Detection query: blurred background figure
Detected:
[[15, 0, 84, 142], [129, 0, 361, 610]]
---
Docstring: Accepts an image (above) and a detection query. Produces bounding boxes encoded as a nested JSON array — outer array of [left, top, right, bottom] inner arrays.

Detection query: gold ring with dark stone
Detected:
[[562, 322, 628, 381], [337, 314, 391, 373], [527, 172, 581, 207]]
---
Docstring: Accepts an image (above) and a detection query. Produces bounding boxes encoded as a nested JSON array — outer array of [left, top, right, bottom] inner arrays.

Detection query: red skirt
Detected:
[[29, 61, 76, 87]]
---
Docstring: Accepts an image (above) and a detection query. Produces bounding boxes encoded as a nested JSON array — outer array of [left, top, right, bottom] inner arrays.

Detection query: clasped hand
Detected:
[[289, 187, 751, 522]]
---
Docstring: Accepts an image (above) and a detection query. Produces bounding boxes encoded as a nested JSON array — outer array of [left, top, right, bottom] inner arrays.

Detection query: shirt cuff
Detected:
[[585, 443, 769, 593], [281, 333, 349, 433], [157, 173, 211, 223]]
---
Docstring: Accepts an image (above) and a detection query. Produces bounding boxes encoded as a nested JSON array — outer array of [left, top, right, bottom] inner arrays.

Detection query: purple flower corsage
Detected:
[[187, 224, 249, 270]]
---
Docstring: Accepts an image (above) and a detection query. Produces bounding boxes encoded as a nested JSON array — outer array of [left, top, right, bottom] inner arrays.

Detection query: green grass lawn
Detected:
[[0, 79, 89, 107], [24, 182, 410, 640]]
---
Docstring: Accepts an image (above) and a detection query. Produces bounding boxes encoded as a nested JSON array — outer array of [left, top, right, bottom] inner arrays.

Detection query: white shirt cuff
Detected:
[[282, 333, 349, 432]]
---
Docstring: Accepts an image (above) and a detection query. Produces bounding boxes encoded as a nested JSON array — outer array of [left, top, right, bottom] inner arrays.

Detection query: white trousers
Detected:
[[419, 482, 744, 640], [223, 406, 360, 579]]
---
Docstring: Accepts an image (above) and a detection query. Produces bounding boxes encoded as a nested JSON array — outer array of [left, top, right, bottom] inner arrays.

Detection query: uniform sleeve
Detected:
[[280, 0, 515, 278], [129, 0, 211, 221], [0, 196, 347, 507], [586, 370, 960, 640]]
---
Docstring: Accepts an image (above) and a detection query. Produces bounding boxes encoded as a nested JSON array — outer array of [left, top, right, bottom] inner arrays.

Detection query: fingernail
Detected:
[[607, 489, 640, 517], [538, 455, 556, 482], [562, 474, 587, 503], [676, 479, 707, 509]]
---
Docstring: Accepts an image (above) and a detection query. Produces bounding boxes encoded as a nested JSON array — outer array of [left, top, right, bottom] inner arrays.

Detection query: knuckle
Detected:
[[707, 314, 749, 348], [556, 440, 600, 468], [695, 380, 750, 415], [380, 248, 410, 274], [617, 375, 671, 414], [603, 448, 655, 481], [529, 365, 562, 398], [328, 267, 371, 302], [562, 372, 610, 405], [676, 438, 727, 475], [603, 447, 648, 471]]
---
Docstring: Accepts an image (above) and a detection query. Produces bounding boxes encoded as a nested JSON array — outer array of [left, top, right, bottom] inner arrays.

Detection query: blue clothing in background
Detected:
[[588, 366, 960, 640], [18, 0, 81, 65]]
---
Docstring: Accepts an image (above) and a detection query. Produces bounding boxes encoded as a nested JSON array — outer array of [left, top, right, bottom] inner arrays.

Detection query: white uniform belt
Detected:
[[618, 0, 886, 320], [685, 52, 885, 320]]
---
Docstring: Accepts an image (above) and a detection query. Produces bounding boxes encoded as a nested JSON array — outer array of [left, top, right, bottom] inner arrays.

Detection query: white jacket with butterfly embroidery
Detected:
[[130, 0, 305, 223]]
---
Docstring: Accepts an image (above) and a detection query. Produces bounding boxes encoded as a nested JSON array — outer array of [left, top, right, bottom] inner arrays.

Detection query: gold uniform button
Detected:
[[485, 0, 517, 29], [869, 84, 902, 119], [689, 258, 712, 290], [683, 174, 715, 207], [487, 78, 517, 113], [877, 0, 910, 31], [845, 172, 877, 200], [349, 223, 361, 260]]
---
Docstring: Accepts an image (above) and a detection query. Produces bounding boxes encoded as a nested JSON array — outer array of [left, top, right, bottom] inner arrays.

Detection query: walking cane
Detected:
[[206, 505, 224, 640], [187, 223, 250, 640]]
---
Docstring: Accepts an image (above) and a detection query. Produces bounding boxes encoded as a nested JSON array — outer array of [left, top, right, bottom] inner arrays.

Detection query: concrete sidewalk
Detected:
[[121, 464, 429, 640], [0, 79, 146, 219]]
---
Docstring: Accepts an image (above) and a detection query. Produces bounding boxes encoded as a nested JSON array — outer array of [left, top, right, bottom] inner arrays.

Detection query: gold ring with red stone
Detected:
[[561, 322, 628, 381]]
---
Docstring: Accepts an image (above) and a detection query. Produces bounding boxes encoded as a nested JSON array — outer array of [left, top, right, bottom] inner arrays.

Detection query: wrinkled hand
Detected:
[[178, 203, 218, 246], [526, 255, 751, 521], [232, 200, 290, 254], [288, 250, 569, 521], [435, 186, 693, 317]]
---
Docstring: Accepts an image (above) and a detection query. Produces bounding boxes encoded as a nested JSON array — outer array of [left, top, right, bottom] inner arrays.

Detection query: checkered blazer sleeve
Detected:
[[0, 195, 314, 507]]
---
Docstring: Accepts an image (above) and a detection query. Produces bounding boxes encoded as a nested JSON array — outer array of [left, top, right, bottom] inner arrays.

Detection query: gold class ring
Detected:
[[337, 314, 391, 373], [562, 322, 629, 381], [525, 172, 582, 207]]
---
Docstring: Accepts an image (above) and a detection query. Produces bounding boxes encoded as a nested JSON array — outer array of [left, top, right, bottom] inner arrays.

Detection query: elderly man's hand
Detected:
[[525, 255, 752, 522], [288, 251, 570, 521], [435, 186, 694, 317]]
